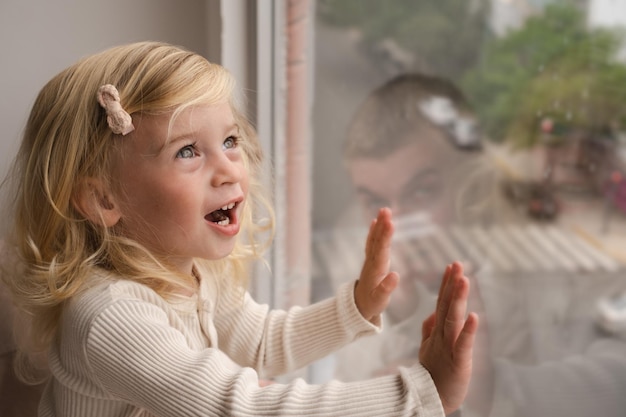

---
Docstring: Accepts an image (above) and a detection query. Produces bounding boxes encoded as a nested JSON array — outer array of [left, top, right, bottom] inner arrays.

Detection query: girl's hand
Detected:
[[419, 262, 478, 416], [354, 208, 399, 322]]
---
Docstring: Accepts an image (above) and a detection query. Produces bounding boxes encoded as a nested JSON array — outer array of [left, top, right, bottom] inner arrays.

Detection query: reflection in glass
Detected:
[[312, 1, 626, 416]]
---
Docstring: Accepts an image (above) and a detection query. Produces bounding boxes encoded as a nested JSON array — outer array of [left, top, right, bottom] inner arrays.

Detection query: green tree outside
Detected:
[[317, 0, 490, 80], [461, 2, 626, 147]]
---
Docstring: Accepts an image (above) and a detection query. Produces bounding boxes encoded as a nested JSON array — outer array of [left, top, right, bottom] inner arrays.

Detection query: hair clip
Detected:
[[97, 84, 135, 135], [418, 96, 482, 150]]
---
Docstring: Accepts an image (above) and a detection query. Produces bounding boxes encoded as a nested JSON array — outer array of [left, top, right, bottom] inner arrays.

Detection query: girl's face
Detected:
[[111, 102, 249, 275]]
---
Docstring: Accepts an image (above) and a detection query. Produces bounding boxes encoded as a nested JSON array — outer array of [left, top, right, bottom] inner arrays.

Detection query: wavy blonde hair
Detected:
[[2, 42, 274, 378]]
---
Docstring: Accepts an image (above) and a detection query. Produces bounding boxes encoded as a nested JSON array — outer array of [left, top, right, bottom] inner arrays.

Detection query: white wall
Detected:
[[0, 0, 210, 194]]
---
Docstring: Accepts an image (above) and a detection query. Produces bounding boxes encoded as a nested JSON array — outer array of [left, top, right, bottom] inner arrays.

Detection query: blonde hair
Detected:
[[2, 41, 274, 378]]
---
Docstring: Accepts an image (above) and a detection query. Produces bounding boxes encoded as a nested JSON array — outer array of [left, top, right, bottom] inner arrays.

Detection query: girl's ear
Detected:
[[72, 178, 122, 227]]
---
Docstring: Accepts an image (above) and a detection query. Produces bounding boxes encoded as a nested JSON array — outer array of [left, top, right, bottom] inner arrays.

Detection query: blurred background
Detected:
[[312, 0, 626, 231]]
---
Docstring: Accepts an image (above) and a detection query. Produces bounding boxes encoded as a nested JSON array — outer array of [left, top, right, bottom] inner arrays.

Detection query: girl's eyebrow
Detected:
[[152, 134, 190, 156], [161, 123, 240, 150]]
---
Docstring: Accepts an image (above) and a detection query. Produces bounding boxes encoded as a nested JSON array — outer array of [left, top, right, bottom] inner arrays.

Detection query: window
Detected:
[[310, 1, 626, 415]]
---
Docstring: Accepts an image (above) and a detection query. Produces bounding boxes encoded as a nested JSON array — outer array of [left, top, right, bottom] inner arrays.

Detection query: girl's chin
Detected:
[[206, 242, 238, 260]]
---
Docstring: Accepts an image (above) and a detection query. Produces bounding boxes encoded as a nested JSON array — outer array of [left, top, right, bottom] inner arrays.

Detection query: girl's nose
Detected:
[[211, 154, 243, 187]]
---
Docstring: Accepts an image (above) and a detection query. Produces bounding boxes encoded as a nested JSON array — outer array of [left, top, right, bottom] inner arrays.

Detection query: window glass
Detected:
[[311, 1, 626, 415]]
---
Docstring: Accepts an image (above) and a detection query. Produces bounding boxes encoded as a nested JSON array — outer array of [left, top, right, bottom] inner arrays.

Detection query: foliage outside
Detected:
[[317, 0, 490, 80], [318, 1, 626, 148], [461, 3, 626, 147]]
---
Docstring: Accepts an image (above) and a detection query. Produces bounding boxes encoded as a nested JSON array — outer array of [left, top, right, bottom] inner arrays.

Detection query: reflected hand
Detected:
[[419, 262, 478, 415], [354, 207, 399, 322]]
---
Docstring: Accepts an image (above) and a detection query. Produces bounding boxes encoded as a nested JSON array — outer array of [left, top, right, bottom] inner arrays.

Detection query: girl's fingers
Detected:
[[434, 262, 470, 343], [443, 275, 470, 345], [372, 209, 394, 253], [364, 218, 378, 256], [453, 312, 479, 365], [365, 209, 390, 256], [379, 271, 399, 293], [422, 313, 436, 343], [356, 209, 396, 320], [368, 271, 399, 307], [435, 263, 457, 336], [437, 263, 453, 305], [362, 208, 394, 290]]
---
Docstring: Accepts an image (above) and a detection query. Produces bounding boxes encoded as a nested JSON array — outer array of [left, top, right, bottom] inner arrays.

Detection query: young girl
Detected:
[[2, 41, 477, 416]]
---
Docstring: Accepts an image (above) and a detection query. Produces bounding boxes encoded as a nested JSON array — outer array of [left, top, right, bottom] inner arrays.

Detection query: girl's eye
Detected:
[[223, 136, 239, 150], [176, 144, 196, 159]]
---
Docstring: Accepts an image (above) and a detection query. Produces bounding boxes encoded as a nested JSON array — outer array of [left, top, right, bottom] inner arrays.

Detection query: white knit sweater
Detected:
[[38, 267, 443, 416]]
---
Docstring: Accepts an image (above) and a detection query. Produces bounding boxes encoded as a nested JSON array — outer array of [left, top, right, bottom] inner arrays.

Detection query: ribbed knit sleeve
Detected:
[[40, 278, 444, 417], [213, 281, 380, 377]]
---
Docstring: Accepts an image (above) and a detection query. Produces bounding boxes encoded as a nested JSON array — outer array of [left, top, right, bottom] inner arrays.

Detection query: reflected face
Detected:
[[111, 103, 248, 275], [347, 128, 464, 319], [347, 128, 461, 226]]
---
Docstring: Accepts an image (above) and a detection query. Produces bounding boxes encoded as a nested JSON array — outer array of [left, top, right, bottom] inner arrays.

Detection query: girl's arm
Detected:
[[214, 279, 380, 378], [53, 245, 475, 416], [70, 296, 444, 417], [213, 208, 396, 377]]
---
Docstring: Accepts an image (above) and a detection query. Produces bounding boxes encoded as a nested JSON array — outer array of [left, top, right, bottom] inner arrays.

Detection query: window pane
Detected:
[[311, 1, 626, 415]]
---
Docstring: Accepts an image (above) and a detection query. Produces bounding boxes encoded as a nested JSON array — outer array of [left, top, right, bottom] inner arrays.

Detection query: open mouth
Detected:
[[205, 202, 237, 226]]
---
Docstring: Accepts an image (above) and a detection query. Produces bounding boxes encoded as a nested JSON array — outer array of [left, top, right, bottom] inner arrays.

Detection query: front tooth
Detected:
[[221, 205, 228, 211], [217, 218, 230, 226], [227, 202, 235, 209]]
